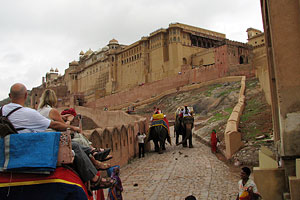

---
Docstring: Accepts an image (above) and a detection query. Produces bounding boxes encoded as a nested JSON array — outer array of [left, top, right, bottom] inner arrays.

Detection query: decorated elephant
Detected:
[[146, 114, 171, 154], [175, 107, 194, 148], [146, 125, 170, 154]]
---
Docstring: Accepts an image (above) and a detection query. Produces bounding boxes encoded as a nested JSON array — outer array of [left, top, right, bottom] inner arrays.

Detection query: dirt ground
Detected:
[[132, 78, 273, 167], [82, 78, 273, 167]]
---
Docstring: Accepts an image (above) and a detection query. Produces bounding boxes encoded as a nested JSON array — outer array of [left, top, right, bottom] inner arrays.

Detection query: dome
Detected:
[[109, 38, 119, 45], [55, 68, 59, 72], [50, 67, 54, 72], [79, 50, 84, 55], [70, 60, 79, 65], [85, 48, 93, 56]]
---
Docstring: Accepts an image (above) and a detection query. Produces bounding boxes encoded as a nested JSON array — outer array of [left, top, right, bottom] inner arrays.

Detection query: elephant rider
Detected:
[[181, 105, 192, 117], [2, 83, 115, 191]]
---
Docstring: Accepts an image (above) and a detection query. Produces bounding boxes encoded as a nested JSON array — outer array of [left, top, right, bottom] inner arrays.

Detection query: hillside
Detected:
[[132, 77, 273, 166], [0, 91, 31, 107]]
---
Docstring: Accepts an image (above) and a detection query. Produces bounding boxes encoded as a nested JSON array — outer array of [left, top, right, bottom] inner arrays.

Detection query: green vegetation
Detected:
[[208, 107, 233, 122], [246, 79, 258, 89], [0, 92, 31, 107], [240, 99, 261, 122], [217, 87, 239, 97], [204, 84, 222, 97]]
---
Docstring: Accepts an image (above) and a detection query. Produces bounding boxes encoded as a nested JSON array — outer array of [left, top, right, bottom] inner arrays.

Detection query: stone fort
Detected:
[[31, 22, 255, 108]]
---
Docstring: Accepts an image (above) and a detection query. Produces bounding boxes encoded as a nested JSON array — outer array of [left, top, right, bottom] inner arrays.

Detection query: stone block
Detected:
[[225, 120, 238, 134], [259, 149, 278, 169], [296, 159, 300, 179], [253, 167, 286, 200], [289, 176, 300, 200], [225, 131, 243, 159]]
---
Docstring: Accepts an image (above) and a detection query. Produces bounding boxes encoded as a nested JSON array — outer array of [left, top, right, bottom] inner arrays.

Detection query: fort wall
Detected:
[[59, 106, 149, 167], [88, 64, 255, 110]]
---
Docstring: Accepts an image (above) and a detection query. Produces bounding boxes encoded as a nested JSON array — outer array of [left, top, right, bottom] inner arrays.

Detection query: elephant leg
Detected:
[[176, 131, 179, 145], [189, 133, 193, 148], [182, 131, 187, 147], [154, 140, 159, 152], [183, 141, 187, 147], [158, 140, 163, 154], [162, 140, 166, 150]]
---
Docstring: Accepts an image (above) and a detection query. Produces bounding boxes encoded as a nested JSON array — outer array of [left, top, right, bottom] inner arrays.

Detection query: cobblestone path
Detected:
[[117, 132, 240, 200]]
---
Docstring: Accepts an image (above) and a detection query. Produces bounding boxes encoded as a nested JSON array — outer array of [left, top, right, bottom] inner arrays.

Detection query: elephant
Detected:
[[146, 125, 171, 154], [175, 114, 194, 148]]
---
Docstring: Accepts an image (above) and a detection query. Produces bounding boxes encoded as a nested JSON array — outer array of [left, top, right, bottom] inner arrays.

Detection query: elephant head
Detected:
[[176, 116, 194, 148]]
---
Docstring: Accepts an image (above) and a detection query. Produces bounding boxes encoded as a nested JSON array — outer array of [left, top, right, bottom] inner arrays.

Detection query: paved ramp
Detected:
[[116, 128, 240, 200]]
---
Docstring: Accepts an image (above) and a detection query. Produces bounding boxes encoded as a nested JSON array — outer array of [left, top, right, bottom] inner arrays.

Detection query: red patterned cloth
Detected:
[[0, 167, 105, 200], [61, 108, 77, 117]]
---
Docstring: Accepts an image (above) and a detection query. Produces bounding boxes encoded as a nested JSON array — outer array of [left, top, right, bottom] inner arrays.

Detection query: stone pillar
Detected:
[[260, 0, 300, 197]]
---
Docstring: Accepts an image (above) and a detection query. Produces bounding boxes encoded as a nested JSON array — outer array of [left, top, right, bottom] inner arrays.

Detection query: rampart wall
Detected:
[[88, 64, 254, 110], [224, 76, 246, 158], [59, 106, 149, 167]]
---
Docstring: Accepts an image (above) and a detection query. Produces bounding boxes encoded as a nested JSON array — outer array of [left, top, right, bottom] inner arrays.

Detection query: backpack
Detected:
[[0, 106, 23, 138]]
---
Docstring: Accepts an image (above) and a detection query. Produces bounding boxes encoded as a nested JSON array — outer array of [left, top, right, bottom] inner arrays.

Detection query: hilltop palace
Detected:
[[31, 23, 263, 108]]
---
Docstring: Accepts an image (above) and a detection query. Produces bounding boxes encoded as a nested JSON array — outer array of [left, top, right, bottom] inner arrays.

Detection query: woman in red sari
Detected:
[[211, 129, 218, 153]]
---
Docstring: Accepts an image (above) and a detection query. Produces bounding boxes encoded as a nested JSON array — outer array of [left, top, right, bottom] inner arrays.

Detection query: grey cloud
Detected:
[[0, 0, 263, 100]]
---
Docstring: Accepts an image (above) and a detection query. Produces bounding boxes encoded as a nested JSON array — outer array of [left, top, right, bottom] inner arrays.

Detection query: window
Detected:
[[173, 37, 176, 42]]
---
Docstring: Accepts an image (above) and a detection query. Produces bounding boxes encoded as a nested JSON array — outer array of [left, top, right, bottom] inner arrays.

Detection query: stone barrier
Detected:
[[224, 76, 246, 159]]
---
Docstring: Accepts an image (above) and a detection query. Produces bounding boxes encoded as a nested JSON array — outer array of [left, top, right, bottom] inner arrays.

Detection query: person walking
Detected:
[[108, 167, 123, 200], [137, 132, 146, 158], [210, 129, 218, 154]]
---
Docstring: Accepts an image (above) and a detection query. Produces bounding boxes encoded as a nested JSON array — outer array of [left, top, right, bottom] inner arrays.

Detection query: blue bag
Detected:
[[0, 132, 60, 172]]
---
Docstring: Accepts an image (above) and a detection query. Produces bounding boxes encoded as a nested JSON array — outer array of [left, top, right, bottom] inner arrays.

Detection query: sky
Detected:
[[0, 0, 263, 100]]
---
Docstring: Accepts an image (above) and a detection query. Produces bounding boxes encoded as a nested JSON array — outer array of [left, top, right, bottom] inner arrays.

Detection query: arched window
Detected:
[[173, 37, 176, 42], [240, 56, 244, 64], [183, 58, 187, 65], [178, 37, 180, 42]]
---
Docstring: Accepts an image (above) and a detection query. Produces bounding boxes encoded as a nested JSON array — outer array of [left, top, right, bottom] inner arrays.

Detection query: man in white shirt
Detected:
[[237, 167, 260, 200], [137, 132, 146, 158]]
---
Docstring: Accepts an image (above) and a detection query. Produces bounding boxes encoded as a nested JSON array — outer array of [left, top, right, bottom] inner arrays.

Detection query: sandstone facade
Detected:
[[31, 22, 253, 108]]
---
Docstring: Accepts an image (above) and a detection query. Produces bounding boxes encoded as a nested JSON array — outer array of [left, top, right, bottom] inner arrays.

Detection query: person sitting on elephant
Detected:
[[155, 107, 162, 114], [37, 89, 112, 163], [181, 105, 192, 117], [4, 83, 115, 190]]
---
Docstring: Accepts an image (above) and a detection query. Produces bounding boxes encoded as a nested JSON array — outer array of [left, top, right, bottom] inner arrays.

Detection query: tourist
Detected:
[[37, 89, 112, 162], [108, 167, 123, 200], [2, 83, 114, 190], [210, 129, 218, 154], [155, 107, 162, 114], [236, 167, 261, 200], [61, 107, 77, 124], [137, 132, 146, 158], [181, 105, 192, 117]]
